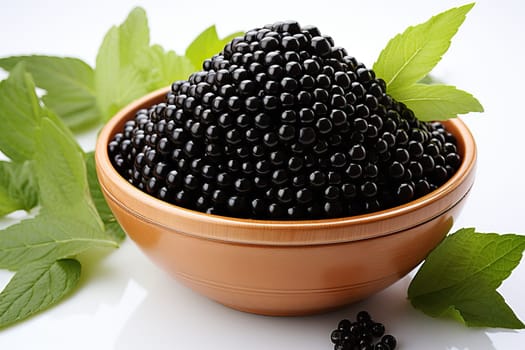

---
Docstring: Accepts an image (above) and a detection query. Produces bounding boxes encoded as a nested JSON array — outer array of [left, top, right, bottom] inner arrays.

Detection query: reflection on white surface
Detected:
[[71, 279, 147, 350], [0, 242, 148, 349], [0, 269, 14, 293], [114, 269, 501, 350], [0, 234, 523, 349], [32, 279, 146, 350]]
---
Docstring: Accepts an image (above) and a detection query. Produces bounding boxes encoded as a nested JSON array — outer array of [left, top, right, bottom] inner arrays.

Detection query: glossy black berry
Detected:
[[381, 335, 397, 349], [331, 329, 344, 344], [311, 36, 332, 56], [375, 343, 390, 350], [338, 319, 352, 332], [109, 20, 461, 220], [371, 323, 385, 337], [330, 311, 396, 350], [260, 36, 279, 51], [357, 311, 371, 322]]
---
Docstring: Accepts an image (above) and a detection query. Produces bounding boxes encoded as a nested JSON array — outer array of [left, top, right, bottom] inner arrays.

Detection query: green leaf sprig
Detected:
[[0, 7, 242, 132], [409, 228, 525, 329], [0, 64, 120, 328], [373, 3, 484, 121], [0, 161, 37, 217], [0, 259, 81, 327]]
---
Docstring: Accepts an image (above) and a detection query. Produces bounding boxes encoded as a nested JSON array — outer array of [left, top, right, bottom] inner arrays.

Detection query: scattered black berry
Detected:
[[330, 311, 397, 350], [375, 342, 391, 350], [371, 323, 385, 337], [108, 20, 461, 220], [331, 329, 344, 344], [381, 335, 397, 349]]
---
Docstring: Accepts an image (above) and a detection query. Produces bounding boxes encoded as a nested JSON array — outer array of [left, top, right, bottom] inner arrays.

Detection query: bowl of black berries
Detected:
[[95, 20, 476, 316]]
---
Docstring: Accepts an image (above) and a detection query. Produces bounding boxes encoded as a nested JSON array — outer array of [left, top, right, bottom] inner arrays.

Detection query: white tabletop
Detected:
[[1, 0, 524, 348]]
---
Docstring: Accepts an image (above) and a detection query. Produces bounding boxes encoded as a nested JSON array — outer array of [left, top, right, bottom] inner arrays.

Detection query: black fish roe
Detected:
[[108, 20, 462, 220], [331, 311, 397, 350]]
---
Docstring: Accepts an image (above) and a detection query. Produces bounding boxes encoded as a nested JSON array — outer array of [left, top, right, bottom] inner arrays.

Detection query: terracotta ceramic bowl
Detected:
[[95, 87, 476, 316]]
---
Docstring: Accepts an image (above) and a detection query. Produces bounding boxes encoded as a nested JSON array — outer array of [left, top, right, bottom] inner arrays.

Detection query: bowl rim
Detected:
[[95, 87, 477, 246]]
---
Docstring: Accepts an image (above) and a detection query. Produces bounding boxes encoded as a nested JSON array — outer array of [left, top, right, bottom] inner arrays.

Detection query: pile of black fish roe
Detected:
[[108, 20, 461, 220]]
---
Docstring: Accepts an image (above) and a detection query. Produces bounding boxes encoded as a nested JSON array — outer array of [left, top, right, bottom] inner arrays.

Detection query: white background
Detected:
[[0, 0, 524, 348]]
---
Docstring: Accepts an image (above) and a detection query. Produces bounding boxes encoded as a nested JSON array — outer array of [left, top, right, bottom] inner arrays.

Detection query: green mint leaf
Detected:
[[0, 63, 42, 162], [136, 44, 196, 90], [0, 55, 99, 132], [0, 161, 38, 217], [0, 117, 118, 270], [408, 228, 525, 329], [0, 67, 117, 270], [85, 152, 126, 243], [0, 64, 77, 159], [185, 25, 244, 69], [34, 117, 89, 213], [114, 7, 150, 68], [0, 258, 80, 329], [0, 214, 117, 270], [373, 3, 474, 93], [392, 83, 484, 121], [95, 7, 150, 121], [418, 74, 442, 85]]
